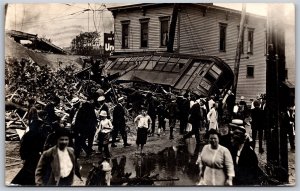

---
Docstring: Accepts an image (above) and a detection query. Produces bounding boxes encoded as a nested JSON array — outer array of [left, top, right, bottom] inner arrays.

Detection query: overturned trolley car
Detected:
[[105, 52, 234, 97]]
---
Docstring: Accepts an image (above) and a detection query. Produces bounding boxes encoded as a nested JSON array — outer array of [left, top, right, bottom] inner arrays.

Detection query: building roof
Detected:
[[108, 3, 266, 19]]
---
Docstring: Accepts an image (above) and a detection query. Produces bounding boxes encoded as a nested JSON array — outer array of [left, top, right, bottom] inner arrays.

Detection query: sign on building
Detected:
[[104, 32, 114, 55]]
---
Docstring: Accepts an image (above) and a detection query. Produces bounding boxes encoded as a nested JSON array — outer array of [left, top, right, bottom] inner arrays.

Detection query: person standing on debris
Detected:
[[27, 97, 37, 125], [95, 110, 113, 158], [145, 92, 157, 137], [196, 129, 234, 186], [207, 103, 218, 131], [111, 97, 131, 148], [134, 106, 152, 154], [44, 95, 61, 125], [11, 108, 45, 186], [181, 99, 203, 145], [166, 95, 178, 140], [230, 124, 259, 185], [35, 128, 82, 186], [250, 100, 265, 153]]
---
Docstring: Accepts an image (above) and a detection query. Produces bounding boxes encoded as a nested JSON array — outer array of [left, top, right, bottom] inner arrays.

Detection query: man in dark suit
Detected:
[[35, 128, 81, 186], [230, 125, 259, 185], [111, 97, 131, 147]]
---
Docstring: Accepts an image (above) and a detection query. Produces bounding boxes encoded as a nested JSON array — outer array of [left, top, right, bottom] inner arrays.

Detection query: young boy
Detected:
[[96, 110, 113, 158], [134, 106, 152, 154]]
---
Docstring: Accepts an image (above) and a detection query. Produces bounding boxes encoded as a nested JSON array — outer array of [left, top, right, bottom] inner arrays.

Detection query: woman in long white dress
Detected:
[[196, 129, 234, 186]]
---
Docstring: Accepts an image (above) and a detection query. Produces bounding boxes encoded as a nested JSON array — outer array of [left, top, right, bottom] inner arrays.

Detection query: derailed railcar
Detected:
[[104, 52, 233, 97]]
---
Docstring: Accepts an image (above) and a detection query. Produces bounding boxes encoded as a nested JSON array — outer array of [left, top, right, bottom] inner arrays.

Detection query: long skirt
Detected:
[[201, 166, 226, 185], [98, 132, 110, 145], [136, 128, 148, 145]]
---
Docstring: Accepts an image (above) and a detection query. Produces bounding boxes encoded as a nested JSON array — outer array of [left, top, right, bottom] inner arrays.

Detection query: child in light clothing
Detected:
[[134, 106, 152, 154], [96, 110, 113, 157]]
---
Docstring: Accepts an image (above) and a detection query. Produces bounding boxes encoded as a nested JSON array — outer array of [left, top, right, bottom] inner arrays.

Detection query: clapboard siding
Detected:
[[113, 6, 178, 53], [111, 4, 267, 103], [178, 5, 266, 103]]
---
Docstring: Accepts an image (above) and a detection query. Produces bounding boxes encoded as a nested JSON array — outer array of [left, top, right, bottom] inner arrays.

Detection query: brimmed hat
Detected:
[[241, 96, 245, 100], [99, 110, 107, 117], [97, 96, 105, 102], [229, 119, 246, 133]]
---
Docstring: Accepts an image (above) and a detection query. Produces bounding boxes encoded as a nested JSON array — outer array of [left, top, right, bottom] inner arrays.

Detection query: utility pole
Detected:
[[232, 4, 246, 99], [266, 4, 288, 183]]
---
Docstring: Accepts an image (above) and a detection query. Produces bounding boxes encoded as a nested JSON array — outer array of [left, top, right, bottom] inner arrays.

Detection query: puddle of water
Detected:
[[81, 139, 203, 186]]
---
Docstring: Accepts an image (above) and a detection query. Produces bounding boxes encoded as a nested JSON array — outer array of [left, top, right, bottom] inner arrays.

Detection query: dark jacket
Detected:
[[73, 102, 97, 136], [35, 146, 81, 186], [112, 103, 126, 128], [230, 143, 259, 185], [188, 102, 202, 126], [251, 108, 264, 130], [11, 126, 45, 185]]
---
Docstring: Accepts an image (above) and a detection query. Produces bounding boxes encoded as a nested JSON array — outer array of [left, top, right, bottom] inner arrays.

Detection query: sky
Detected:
[[4, 3, 294, 48]]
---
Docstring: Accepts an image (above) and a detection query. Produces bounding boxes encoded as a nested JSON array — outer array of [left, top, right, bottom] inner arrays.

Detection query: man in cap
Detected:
[[111, 97, 131, 147], [35, 128, 82, 186], [229, 120, 259, 185]]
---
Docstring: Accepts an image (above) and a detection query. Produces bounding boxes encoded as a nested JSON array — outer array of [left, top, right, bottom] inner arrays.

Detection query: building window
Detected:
[[219, 23, 227, 52], [247, 65, 254, 78], [160, 17, 170, 47], [121, 20, 130, 49], [140, 18, 149, 48], [247, 28, 254, 54]]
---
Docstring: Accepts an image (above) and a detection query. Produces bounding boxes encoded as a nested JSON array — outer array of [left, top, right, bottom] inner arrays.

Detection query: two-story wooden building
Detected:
[[108, 3, 267, 103]]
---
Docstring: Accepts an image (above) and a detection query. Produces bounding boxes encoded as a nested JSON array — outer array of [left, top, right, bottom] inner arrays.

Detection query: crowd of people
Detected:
[[6, 58, 295, 186]]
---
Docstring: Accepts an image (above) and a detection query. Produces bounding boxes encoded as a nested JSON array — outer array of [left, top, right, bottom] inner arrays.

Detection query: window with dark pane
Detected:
[[140, 19, 149, 48], [160, 17, 169, 47], [219, 23, 227, 52], [247, 65, 254, 77], [121, 21, 129, 49], [247, 29, 254, 54]]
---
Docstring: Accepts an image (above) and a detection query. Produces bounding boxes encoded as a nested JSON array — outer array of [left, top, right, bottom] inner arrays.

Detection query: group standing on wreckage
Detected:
[[6, 52, 272, 186]]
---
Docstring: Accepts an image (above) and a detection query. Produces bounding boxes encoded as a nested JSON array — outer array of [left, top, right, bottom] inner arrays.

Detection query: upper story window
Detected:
[[160, 16, 170, 47], [247, 28, 254, 54], [121, 20, 130, 49], [237, 26, 245, 54], [140, 18, 150, 48], [219, 23, 227, 52]]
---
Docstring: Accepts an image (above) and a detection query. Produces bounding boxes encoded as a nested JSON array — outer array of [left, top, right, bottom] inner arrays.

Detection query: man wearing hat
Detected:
[[35, 128, 82, 186], [229, 120, 259, 185], [111, 97, 131, 147]]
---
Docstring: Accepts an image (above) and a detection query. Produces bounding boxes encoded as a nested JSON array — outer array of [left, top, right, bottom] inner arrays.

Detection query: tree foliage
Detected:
[[71, 31, 100, 55]]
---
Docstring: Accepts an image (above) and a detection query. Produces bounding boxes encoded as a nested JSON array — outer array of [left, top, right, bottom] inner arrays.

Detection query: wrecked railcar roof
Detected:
[[105, 52, 234, 97]]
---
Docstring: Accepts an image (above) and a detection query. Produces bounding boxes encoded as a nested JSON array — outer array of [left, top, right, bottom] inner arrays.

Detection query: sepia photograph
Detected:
[[4, 2, 295, 187]]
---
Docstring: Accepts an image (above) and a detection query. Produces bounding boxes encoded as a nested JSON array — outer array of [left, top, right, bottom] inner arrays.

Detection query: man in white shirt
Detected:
[[35, 128, 82, 186]]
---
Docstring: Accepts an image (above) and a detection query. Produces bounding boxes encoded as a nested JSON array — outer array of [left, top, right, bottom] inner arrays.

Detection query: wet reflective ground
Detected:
[[80, 140, 204, 186]]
